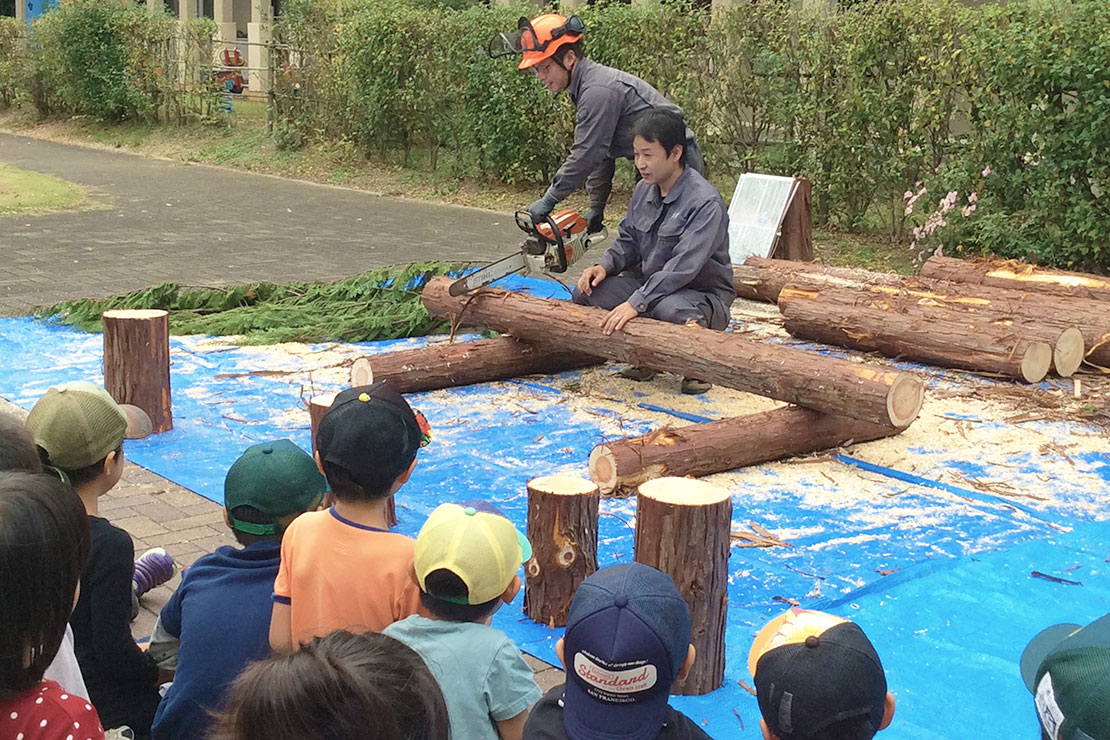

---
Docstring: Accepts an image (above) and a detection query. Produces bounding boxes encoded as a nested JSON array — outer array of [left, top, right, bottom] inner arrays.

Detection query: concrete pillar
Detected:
[[248, 0, 272, 93], [179, 0, 198, 21], [213, 0, 236, 51], [148, 0, 163, 15], [16, 1, 26, 23]]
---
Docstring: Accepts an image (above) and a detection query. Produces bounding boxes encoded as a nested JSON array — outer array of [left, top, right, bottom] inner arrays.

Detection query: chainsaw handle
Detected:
[[516, 210, 567, 271]]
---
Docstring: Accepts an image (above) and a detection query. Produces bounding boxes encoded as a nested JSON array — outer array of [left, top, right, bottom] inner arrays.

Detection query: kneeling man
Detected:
[[573, 109, 735, 395]]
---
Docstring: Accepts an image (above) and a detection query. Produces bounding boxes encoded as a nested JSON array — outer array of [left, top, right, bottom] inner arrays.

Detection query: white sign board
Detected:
[[727, 173, 798, 264]]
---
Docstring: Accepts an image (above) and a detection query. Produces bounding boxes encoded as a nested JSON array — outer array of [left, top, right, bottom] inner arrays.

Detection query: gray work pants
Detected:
[[571, 274, 728, 330]]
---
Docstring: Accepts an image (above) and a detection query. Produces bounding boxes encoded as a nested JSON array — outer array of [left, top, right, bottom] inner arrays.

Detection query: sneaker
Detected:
[[681, 377, 712, 395], [133, 547, 177, 599], [619, 366, 658, 382]]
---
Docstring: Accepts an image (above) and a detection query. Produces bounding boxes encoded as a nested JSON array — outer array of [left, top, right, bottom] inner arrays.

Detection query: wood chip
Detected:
[[772, 595, 801, 606], [738, 680, 757, 696]]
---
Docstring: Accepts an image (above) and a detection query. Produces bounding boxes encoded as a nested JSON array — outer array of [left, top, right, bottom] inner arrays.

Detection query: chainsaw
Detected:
[[448, 209, 608, 296]]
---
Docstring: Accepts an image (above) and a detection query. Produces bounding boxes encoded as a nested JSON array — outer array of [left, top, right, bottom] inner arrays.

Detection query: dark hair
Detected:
[[418, 568, 502, 623], [0, 414, 43, 473], [320, 461, 395, 503], [227, 504, 284, 547], [0, 471, 91, 701], [632, 109, 688, 165], [556, 40, 585, 65], [37, 443, 123, 487], [212, 630, 450, 740], [797, 714, 879, 740]]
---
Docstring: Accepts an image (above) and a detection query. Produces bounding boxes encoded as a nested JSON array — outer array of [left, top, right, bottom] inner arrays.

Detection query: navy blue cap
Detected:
[[561, 563, 692, 740]]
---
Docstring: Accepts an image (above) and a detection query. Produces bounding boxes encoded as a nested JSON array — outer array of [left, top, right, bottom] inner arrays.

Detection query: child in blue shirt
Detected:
[[149, 439, 326, 740], [385, 501, 541, 740]]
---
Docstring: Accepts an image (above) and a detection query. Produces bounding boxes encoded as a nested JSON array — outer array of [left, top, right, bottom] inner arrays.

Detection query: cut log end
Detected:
[[588, 447, 617, 493], [350, 357, 373, 386], [102, 309, 169, 320], [528, 474, 598, 496], [886, 374, 925, 428], [1020, 342, 1052, 383], [1053, 327, 1085, 377], [638, 477, 730, 507]]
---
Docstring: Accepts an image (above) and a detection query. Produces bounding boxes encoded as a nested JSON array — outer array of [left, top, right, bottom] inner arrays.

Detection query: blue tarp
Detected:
[[0, 277, 1106, 738]]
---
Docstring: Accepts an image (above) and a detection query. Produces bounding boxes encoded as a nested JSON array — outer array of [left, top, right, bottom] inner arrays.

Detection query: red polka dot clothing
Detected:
[[0, 680, 105, 740]]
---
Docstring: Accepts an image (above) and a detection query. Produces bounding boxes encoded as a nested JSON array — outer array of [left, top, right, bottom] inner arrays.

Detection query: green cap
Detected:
[[28, 381, 130, 470], [1021, 614, 1110, 740], [224, 439, 327, 536]]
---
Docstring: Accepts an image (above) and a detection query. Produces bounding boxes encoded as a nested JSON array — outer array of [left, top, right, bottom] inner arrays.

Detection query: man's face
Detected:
[[633, 136, 682, 185], [533, 57, 570, 94]]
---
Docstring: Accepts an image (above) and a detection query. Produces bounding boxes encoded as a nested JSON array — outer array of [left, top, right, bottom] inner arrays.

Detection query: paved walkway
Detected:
[[0, 134, 564, 689]]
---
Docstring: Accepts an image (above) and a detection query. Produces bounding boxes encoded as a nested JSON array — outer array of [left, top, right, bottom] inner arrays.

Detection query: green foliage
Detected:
[[36, 263, 463, 345], [0, 17, 26, 107]]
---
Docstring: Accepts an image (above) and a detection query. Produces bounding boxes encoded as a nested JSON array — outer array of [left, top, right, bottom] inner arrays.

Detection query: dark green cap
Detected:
[[224, 439, 327, 536], [1021, 614, 1110, 740]]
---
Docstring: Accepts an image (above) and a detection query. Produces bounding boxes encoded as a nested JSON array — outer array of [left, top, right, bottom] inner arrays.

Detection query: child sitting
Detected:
[[385, 501, 541, 740], [212, 630, 449, 740], [522, 562, 708, 740], [749, 608, 896, 740], [149, 439, 327, 740], [0, 470, 105, 740], [269, 382, 428, 651], [27, 381, 166, 736]]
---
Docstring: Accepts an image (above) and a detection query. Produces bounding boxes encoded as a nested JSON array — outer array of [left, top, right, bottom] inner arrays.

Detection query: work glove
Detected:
[[584, 208, 604, 234], [526, 194, 558, 224]]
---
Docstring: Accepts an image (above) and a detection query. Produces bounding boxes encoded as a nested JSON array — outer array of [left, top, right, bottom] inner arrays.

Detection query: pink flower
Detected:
[[968, 192, 978, 204], [904, 190, 914, 200], [982, 166, 992, 177], [962, 204, 976, 217]]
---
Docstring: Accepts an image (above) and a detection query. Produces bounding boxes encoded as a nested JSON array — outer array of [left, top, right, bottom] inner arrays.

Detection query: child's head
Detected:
[[0, 471, 90, 701], [0, 412, 43, 472], [556, 563, 695, 740], [749, 608, 895, 740], [314, 382, 430, 502], [1021, 614, 1110, 740], [414, 501, 531, 623], [26, 381, 138, 489], [223, 439, 328, 546], [213, 630, 449, 740]]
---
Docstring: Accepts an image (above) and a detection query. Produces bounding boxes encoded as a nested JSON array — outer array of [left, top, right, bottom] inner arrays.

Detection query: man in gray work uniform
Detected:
[[491, 13, 703, 234], [574, 110, 734, 395]]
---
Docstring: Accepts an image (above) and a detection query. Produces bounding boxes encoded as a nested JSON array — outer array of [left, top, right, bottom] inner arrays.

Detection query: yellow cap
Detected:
[[747, 608, 848, 677]]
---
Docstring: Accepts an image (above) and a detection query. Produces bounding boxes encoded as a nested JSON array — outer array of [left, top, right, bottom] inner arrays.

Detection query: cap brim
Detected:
[[1021, 623, 1080, 692], [119, 404, 153, 439]]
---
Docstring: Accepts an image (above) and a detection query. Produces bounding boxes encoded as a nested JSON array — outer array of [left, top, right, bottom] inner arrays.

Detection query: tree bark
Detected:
[[421, 278, 924, 428], [524, 475, 599, 628], [733, 257, 913, 304], [309, 392, 395, 527], [772, 178, 813, 261], [921, 256, 1110, 303], [634, 477, 731, 696], [778, 285, 1054, 382], [589, 405, 903, 494], [102, 309, 172, 433], [352, 337, 599, 395]]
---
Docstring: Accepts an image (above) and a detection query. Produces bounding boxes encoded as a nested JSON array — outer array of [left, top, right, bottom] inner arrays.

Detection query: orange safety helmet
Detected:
[[488, 14, 584, 70]]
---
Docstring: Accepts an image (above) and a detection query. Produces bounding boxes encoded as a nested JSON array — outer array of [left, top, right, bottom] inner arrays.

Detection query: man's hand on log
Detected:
[[577, 265, 607, 296], [601, 302, 639, 335]]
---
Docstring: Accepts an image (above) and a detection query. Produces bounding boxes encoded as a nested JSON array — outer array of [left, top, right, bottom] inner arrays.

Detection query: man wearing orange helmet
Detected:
[[490, 14, 703, 235]]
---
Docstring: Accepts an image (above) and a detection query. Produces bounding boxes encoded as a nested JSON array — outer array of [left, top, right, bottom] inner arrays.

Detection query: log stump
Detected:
[[590, 406, 903, 494], [524, 475, 600, 627], [635, 477, 731, 695], [308, 392, 395, 527], [350, 357, 373, 386], [102, 309, 172, 433]]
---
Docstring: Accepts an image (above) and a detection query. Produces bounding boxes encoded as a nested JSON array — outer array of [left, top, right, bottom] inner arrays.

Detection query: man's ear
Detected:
[[555, 637, 566, 670], [313, 450, 326, 477], [760, 718, 775, 740], [879, 691, 896, 730], [670, 143, 684, 164], [394, 458, 418, 488], [675, 644, 696, 681], [103, 449, 118, 474], [501, 574, 522, 604], [222, 508, 232, 531]]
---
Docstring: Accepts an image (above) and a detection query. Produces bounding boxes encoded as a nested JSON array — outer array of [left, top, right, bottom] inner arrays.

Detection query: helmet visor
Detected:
[[487, 17, 540, 58]]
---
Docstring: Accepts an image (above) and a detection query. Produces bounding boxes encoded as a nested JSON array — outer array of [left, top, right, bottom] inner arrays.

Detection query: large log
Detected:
[[351, 337, 598, 394], [421, 278, 924, 428], [524, 475, 599, 627], [733, 257, 913, 304], [102, 309, 172, 433], [635, 477, 730, 696], [778, 285, 1053, 382], [589, 405, 903, 494], [921, 256, 1110, 303]]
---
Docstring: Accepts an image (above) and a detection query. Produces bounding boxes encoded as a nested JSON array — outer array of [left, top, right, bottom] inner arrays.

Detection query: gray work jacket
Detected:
[[543, 59, 684, 210], [597, 167, 736, 319]]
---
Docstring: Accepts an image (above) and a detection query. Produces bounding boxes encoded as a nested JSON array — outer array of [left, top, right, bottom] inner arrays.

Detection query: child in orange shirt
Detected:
[[269, 382, 430, 651]]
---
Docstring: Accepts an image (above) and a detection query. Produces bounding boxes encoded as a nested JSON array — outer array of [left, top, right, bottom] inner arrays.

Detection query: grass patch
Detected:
[[0, 163, 88, 216]]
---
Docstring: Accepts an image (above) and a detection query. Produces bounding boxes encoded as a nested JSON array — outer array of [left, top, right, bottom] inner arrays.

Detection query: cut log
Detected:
[[733, 257, 913, 304], [778, 285, 1053, 382], [523, 475, 599, 627], [308, 392, 395, 527], [421, 278, 924, 428], [102, 309, 172, 433], [921, 256, 1110, 303], [352, 337, 599, 395], [635, 477, 731, 696], [773, 178, 813, 261], [589, 406, 903, 494]]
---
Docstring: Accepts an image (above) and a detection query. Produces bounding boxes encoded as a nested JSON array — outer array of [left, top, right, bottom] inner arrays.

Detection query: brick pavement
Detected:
[[0, 133, 565, 689]]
